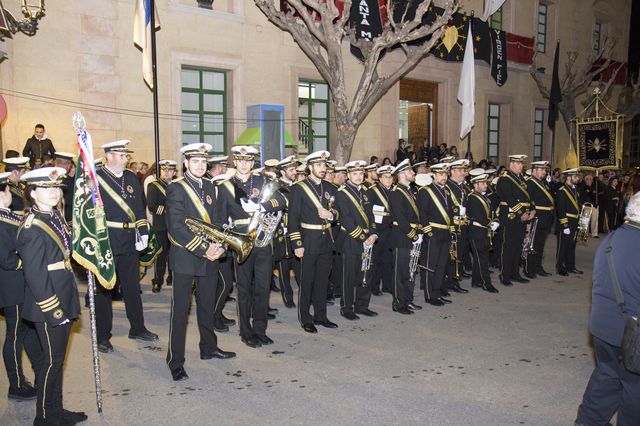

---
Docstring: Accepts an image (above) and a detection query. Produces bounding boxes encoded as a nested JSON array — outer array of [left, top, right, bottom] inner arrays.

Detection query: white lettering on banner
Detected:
[[361, 31, 372, 38]]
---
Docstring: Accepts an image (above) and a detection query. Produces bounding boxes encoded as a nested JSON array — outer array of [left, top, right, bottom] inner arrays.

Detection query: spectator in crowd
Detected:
[[138, 162, 149, 184], [395, 139, 410, 165], [417, 137, 430, 162], [382, 157, 393, 166], [605, 177, 622, 231], [631, 174, 640, 195], [477, 159, 489, 170], [579, 174, 600, 238], [448, 145, 460, 160], [369, 155, 379, 165], [22, 124, 56, 169]]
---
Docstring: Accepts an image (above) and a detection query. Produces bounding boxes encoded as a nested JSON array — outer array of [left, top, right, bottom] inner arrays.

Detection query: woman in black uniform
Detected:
[[16, 167, 86, 425]]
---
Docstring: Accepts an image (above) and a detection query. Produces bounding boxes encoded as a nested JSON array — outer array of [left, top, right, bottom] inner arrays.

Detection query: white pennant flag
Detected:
[[457, 24, 475, 139], [481, 0, 507, 22], [133, 0, 161, 89]]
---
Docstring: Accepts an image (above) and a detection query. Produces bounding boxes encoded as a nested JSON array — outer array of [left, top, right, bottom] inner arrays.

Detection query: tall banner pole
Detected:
[[86, 271, 103, 413], [150, 0, 160, 178]]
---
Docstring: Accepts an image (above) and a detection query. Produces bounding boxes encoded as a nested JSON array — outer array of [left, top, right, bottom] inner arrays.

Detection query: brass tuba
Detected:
[[185, 217, 254, 263], [247, 177, 283, 248], [575, 202, 594, 242]]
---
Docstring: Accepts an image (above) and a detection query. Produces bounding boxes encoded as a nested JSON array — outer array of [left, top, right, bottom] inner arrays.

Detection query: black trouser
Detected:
[[153, 230, 171, 286], [330, 250, 342, 297], [2, 304, 42, 389], [340, 253, 371, 314], [469, 230, 492, 288], [598, 204, 606, 232], [459, 226, 472, 271], [500, 217, 525, 280], [576, 337, 640, 426], [277, 257, 295, 305], [490, 228, 502, 268], [556, 223, 577, 272], [607, 206, 620, 231], [95, 253, 146, 343], [392, 247, 414, 308], [524, 224, 551, 275], [298, 251, 332, 326], [370, 236, 393, 293], [234, 246, 272, 339], [34, 321, 71, 422], [214, 256, 234, 325], [166, 272, 218, 371], [420, 234, 448, 301]]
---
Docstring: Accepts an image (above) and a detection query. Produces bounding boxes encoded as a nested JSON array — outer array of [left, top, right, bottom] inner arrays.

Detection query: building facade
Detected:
[[0, 0, 633, 168]]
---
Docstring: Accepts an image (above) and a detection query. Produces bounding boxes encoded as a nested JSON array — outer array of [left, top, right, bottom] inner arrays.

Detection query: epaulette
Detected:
[[17, 212, 35, 237]]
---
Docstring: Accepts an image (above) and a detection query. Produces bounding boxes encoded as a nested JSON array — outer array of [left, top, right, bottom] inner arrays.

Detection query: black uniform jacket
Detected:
[[389, 183, 421, 248], [0, 208, 25, 307], [446, 179, 468, 218], [287, 177, 337, 255], [273, 178, 293, 261], [147, 179, 169, 232], [166, 173, 216, 277], [9, 182, 26, 216], [556, 183, 580, 230], [367, 182, 393, 233], [417, 183, 454, 238], [526, 176, 555, 228], [334, 181, 376, 255], [16, 209, 80, 326], [467, 191, 493, 235], [497, 170, 531, 220], [60, 175, 74, 223], [97, 167, 149, 255]]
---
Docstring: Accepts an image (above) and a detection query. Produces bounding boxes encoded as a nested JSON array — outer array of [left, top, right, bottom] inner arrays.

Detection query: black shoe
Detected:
[[254, 334, 274, 345], [450, 284, 469, 294], [395, 307, 414, 314], [8, 383, 37, 400], [326, 295, 335, 306], [512, 276, 530, 283], [524, 272, 537, 279], [340, 311, 360, 320], [200, 349, 236, 360], [501, 280, 513, 286], [594, 235, 600, 238], [171, 367, 189, 381], [241, 336, 262, 348], [151, 284, 161, 293], [267, 313, 276, 320], [538, 270, 552, 277], [438, 297, 452, 304], [128, 329, 159, 341], [482, 284, 499, 293], [440, 289, 451, 297], [461, 271, 472, 278], [371, 289, 383, 296], [355, 308, 378, 317], [226, 295, 235, 303], [62, 408, 88, 423], [407, 302, 422, 311], [270, 282, 280, 292], [97, 340, 114, 353], [471, 282, 483, 288], [313, 319, 339, 328], [284, 301, 296, 308], [221, 315, 236, 326], [268, 307, 279, 314], [214, 322, 229, 333], [427, 299, 445, 306], [302, 323, 318, 333], [557, 269, 569, 276], [568, 268, 584, 274]]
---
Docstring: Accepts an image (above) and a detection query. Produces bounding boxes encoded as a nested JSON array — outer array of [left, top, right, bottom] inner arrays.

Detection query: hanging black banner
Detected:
[[350, 0, 384, 61], [490, 28, 508, 86], [577, 119, 618, 169]]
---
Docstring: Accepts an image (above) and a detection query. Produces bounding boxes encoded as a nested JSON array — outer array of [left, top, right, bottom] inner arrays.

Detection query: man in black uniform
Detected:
[[288, 150, 339, 333], [53, 152, 76, 224], [147, 160, 176, 293], [206, 155, 228, 178], [95, 140, 158, 353], [165, 143, 235, 381], [556, 168, 582, 276], [274, 155, 298, 308], [2, 157, 29, 216], [367, 165, 394, 295], [497, 155, 535, 286], [446, 159, 471, 292], [417, 163, 454, 306], [334, 160, 378, 320], [467, 173, 499, 293], [524, 161, 554, 278], [389, 159, 421, 314], [214, 145, 285, 348], [0, 172, 41, 400]]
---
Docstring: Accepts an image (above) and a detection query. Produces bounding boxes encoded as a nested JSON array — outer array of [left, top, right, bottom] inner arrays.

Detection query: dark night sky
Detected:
[[628, 0, 640, 83]]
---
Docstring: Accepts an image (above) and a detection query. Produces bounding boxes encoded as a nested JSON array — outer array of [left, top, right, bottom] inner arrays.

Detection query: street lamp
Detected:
[[0, 0, 46, 39]]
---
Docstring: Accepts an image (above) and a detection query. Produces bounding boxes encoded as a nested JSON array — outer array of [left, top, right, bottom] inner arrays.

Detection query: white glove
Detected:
[[459, 206, 466, 216], [416, 234, 424, 244], [57, 319, 70, 326], [136, 234, 149, 251], [490, 221, 500, 232], [563, 228, 570, 235], [241, 199, 260, 213]]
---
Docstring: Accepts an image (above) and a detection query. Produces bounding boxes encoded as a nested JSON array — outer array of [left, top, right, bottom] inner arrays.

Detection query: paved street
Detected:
[[1, 236, 601, 425]]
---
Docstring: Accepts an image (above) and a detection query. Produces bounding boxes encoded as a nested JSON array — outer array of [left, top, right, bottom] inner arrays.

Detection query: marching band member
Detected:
[[16, 167, 86, 425], [389, 159, 421, 314], [556, 168, 583, 276], [96, 140, 158, 352], [213, 146, 285, 348], [287, 151, 339, 333], [2, 157, 30, 216], [497, 155, 534, 286], [367, 165, 394, 295], [147, 160, 176, 293], [334, 160, 378, 319], [53, 152, 76, 224], [165, 144, 234, 382], [274, 155, 298, 308], [446, 159, 471, 292], [417, 163, 453, 306], [467, 173, 499, 293], [525, 161, 554, 278]]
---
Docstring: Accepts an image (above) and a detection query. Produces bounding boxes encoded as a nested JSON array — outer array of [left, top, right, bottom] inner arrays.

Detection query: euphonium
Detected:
[[575, 202, 594, 242], [449, 232, 461, 281], [248, 178, 283, 248], [185, 217, 254, 263], [521, 217, 538, 259]]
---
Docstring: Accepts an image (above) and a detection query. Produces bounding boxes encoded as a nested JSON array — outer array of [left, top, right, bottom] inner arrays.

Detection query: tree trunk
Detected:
[[333, 119, 357, 165]]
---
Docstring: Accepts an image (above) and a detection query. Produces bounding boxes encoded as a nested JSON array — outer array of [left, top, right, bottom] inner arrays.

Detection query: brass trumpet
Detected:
[[449, 232, 462, 281], [185, 217, 255, 263]]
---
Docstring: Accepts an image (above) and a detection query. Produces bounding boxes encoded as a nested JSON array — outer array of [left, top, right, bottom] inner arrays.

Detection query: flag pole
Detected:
[[150, 0, 160, 178], [86, 270, 103, 413]]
